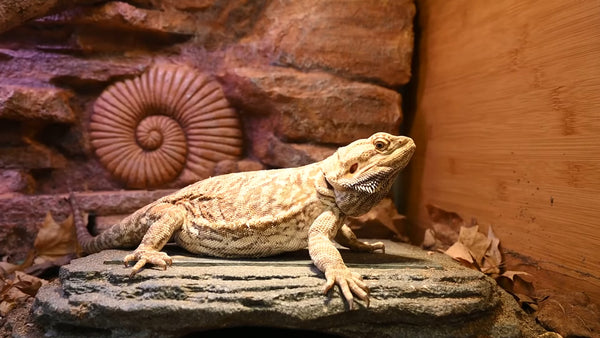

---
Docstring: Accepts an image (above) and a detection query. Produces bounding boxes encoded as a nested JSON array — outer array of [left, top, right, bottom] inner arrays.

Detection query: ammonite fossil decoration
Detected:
[[90, 64, 243, 188]]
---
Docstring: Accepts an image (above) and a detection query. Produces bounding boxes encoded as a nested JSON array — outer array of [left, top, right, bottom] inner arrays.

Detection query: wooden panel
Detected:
[[407, 0, 600, 301]]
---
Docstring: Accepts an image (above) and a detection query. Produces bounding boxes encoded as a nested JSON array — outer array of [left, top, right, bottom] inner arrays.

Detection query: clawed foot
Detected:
[[364, 241, 385, 253], [123, 249, 173, 276], [350, 240, 385, 254], [324, 265, 369, 310]]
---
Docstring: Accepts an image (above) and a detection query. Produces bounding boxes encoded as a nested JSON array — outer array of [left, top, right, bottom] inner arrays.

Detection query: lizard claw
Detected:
[[367, 241, 385, 254], [123, 249, 173, 276], [324, 265, 369, 310]]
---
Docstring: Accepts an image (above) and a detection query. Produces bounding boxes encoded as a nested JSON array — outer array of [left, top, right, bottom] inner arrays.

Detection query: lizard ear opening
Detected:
[[349, 163, 358, 174]]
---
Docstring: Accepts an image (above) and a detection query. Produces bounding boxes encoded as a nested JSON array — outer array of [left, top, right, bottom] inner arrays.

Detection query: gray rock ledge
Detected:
[[32, 241, 546, 337]]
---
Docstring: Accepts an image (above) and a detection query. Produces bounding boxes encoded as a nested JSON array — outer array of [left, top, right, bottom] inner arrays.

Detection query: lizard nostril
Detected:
[[349, 163, 358, 174]]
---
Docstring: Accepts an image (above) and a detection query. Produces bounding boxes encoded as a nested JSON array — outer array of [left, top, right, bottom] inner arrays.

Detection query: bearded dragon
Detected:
[[73, 132, 415, 309]]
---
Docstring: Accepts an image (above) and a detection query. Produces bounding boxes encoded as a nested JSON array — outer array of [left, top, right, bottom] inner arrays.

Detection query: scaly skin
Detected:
[[73, 132, 415, 309]]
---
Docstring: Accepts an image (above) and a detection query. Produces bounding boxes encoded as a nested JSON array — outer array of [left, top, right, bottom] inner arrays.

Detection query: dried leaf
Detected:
[[514, 292, 538, 312], [501, 270, 531, 280], [13, 271, 46, 297], [457, 225, 491, 266], [34, 212, 80, 260], [0, 261, 19, 276], [481, 226, 502, 274], [495, 270, 538, 313], [537, 292, 600, 337], [24, 255, 73, 277], [444, 241, 478, 270], [514, 293, 536, 305], [496, 271, 532, 293], [426, 204, 465, 229], [422, 228, 437, 248], [349, 198, 409, 241], [0, 270, 47, 316], [495, 275, 515, 293], [425, 204, 464, 247], [513, 274, 535, 298], [0, 299, 15, 316], [0, 280, 28, 316]]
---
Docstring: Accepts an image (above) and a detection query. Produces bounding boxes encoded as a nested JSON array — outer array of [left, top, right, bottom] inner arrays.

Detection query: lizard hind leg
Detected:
[[123, 203, 184, 276]]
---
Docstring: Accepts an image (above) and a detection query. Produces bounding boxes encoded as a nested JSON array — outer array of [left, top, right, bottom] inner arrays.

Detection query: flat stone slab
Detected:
[[33, 241, 545, 337]]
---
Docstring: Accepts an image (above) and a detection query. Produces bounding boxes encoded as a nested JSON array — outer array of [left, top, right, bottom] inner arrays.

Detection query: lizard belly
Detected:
[[175, 217, 311, 258]]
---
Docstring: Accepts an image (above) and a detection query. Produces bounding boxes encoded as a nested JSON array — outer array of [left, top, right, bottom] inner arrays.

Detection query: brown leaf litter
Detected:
[[423, 204, 599, 338], [1, 211, 80, 320]]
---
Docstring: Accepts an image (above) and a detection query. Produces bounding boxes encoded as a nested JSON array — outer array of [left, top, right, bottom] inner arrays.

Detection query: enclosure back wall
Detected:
[[0, 1, 414, 257], [409, 0, 600, 302]]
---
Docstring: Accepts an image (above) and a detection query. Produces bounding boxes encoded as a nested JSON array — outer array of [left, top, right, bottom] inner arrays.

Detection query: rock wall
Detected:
[[0, 0, 414, 258]]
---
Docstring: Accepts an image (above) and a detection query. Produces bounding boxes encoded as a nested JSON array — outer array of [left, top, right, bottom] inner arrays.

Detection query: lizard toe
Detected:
[[123, 249, 173, 275], [366, 241, 385, 253], [324, 266, 370, 309]]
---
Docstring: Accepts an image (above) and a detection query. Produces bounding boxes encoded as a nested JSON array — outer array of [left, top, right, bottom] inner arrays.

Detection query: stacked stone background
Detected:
[[0, 0, 415, 258]]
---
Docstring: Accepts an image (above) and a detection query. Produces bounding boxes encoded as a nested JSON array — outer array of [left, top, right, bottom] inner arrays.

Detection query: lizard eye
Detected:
[[349, 163, 358, 174], [374, 139, 388, 151]]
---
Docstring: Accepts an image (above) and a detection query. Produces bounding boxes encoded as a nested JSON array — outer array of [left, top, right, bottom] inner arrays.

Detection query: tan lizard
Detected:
[[73, 132, 415, 309]]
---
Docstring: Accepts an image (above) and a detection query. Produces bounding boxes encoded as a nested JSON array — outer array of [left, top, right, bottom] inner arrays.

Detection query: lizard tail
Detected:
[[69, 193, 127, 253], [69, 192, 102, 253], [69, 192, 147, 253]]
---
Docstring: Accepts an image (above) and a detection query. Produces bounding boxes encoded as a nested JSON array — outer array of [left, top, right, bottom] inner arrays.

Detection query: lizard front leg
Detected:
[[123, 203, 184, 276], [335, 224, 385, 253], [308, 209, 369, 309]]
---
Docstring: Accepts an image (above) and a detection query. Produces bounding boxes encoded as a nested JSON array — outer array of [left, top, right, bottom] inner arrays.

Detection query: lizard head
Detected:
[[322, 132, 415, 216]]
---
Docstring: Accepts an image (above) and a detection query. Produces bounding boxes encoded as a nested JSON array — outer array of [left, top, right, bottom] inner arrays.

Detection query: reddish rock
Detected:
[[214, 158, 265, 175], [37, 2, 197, 35], [250, 132, 336, 169], [0, 141, 66, 169], [0, 189, 173, 227], [152, 0, 216, 11], [0, 85, 75, 123], [248, 0, 415, 87], [0, 170, 35, 194], [0, 189, 176, 258], [0, 0, 96, 34], [0, 49, 150, 87], [288, 143, 336, 163], [221, 67, 403, 145], [33, 159, 121, 194], [236, 158, 264, 172]]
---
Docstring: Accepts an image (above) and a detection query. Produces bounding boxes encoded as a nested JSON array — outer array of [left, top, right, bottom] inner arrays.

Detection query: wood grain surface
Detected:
[[407, 0, 600, 301]]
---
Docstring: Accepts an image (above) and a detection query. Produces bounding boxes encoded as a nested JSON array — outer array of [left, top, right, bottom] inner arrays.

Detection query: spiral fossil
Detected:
[[90, 64, 243, 188]]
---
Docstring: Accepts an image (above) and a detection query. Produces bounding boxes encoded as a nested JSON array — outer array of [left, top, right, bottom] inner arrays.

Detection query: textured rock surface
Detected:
[[221, 67, 403, 145], [0, 0, 414, 257], [0, 0, 96, 34], [0, 141, 66, 169], [0, 170, 35, 194], [0, 85, 75, 122], [38, 2, 198, 35], [0, 189, 175, 259], [0, 49, 150, 86], [249, 0, 415, 87], [247, 133, 337, 169], [33, 241, 546, 337]]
